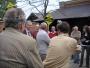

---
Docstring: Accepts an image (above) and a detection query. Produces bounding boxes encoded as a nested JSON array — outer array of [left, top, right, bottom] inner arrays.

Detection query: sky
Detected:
[[17, 0, 70, 18]]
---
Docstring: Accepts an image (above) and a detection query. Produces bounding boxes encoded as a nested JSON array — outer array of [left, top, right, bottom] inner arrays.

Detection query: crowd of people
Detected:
[[0, 8, 90, 68]]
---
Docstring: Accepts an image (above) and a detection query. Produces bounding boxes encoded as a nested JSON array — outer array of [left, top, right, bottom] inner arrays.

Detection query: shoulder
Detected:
[[54, 36, 77, 43], [51, 36, 58, 40], [66, 36, 77, 41], [21, 33, 36, 42], [66, 36, 77, 45], [50, 36, 59, 43], [15, 33, 37, 50], [37, 30, 48, 36], [0, 31, 10, 41], [78, 31, 81, 33]]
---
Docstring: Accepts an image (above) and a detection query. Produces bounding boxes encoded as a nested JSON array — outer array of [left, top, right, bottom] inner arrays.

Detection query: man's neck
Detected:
[[58, 32, 68, 35]]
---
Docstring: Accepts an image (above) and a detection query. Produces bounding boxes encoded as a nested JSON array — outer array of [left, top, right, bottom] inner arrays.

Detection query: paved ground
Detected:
[[70, 52, 89, 68], [70, 60, 86, 68]]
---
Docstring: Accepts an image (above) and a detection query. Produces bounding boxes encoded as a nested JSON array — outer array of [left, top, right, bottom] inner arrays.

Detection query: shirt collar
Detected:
[[4, 27, 22, 34], [58, 33, 69, 37]]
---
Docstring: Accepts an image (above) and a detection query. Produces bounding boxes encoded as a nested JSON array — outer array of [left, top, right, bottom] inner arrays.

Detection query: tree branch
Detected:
[[28, 0, 44, 17], [44, 0, 49, 17]]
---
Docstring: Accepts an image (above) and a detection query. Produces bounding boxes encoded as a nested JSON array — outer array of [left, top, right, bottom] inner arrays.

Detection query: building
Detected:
[[56, 0, 90, 30], [28, 0, 90, 31]]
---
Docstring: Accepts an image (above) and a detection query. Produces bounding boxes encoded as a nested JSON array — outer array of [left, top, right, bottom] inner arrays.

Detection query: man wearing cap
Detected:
[[0, 8, 43, 68]]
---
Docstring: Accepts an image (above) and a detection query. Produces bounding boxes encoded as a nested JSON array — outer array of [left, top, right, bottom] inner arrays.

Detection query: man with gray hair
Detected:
[[71, 26, 81, 64], [23, 20, 32, 36], [36, 22, 50, 61], [0, 8, 43, 68]]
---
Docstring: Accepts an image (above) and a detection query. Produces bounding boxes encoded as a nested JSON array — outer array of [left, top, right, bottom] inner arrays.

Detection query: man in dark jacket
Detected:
[[80, 25, 90, 68]]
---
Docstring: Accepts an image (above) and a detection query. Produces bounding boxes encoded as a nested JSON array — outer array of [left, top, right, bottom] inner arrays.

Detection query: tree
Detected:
[[6, 1, 16, 10], [28, 0, 49, 18], [17, 0, 60, 26], [28, 0, 54, 26], [44, 12, 53, 26], [0, 0, 7, 18], [17, 0, 49, 18], [0, 0, 16, 19]]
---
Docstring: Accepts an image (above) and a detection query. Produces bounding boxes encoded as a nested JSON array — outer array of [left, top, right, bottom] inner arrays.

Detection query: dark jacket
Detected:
[[81, 32, 90, 45]]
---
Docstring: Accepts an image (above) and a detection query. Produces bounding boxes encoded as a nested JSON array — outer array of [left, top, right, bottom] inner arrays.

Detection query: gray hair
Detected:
[[26, 20, 32, 24], [73, 26, 78, 30], [3, 8, 26, 28], [40, 22, 47, 30]]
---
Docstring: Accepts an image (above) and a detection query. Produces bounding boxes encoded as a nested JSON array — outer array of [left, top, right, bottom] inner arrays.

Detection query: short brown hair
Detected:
[[57, 21, 70, 33]]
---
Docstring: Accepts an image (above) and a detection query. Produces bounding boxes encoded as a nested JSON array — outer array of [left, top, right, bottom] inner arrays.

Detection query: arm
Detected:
[[69, 38, 78, 54], [43, 33, 50, 46]]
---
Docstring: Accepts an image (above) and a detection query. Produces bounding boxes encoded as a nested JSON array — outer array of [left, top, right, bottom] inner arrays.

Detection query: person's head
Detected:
[[3, 8, 26, 32], [51, 26, 56, 32], [85, 26, 90, 34], [0, 19, 5, 32], [35, 23, 40, 32], [57, 21, 70, 34], [26, 21, 32, 30], [30, 22, 39, 33], [88, 26, 90, 31], [40, 22, 48, 32], [83, 25, 88, 32], [73, 26, 78, 31]]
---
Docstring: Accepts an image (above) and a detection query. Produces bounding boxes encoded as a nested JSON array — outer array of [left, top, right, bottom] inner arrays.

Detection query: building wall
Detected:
[[59, 0, 90, 8]]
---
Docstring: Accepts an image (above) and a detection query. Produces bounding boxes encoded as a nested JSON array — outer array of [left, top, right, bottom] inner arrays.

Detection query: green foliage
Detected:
[[6, 2, 16, 10], [0, 0, 16, 19], [44, 12, 53, 26]]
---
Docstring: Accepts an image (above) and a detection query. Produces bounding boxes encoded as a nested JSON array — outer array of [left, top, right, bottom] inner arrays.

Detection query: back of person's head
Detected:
[[57, 21, 70, 33], [40, 22, 48, 30], [3, 8, 25, 28], [86, 26, 90, 34]]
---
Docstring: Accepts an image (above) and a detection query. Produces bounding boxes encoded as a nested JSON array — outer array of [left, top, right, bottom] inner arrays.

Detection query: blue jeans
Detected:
[[73, 52, 80, 64], [79, 46, 87, 66]]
